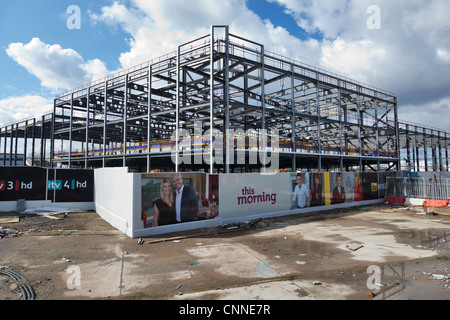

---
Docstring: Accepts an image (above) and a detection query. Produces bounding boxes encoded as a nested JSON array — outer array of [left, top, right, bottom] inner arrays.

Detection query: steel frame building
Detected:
[[1, 26, 449, 173]]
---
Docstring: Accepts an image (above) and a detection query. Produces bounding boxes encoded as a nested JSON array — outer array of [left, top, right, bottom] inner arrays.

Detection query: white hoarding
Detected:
[[219, 173, 291, 219]]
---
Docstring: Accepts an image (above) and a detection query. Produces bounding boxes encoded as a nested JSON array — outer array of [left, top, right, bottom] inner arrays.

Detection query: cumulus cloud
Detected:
[[88, 0, 322, 69], [321, 38, 385, 77], [269, 0, 450, 129], [88, 0, 450, 94], [5, 0, 450, 131], [399, 97, 450, 130], [6, 38, 109, 91], [0, 95, 52, 126]]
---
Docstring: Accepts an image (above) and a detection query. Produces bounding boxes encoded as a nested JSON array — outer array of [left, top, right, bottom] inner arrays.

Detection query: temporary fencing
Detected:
[[386, 177, 450, 200]]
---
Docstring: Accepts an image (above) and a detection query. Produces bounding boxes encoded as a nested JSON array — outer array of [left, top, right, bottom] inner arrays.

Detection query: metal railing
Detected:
[[386, 177, 450, 200]]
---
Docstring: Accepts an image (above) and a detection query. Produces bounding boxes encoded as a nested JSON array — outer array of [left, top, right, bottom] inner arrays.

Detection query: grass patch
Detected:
[[436, 256, 449, 261]]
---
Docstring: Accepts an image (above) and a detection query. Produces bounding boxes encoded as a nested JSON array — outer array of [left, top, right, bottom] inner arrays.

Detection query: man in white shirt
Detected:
[[291, 174, 309, 209]]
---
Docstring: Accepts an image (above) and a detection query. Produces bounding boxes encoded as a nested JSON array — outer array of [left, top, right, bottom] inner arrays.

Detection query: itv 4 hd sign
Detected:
[[47, 169, 94, 203], [48, 180, 88, 191]]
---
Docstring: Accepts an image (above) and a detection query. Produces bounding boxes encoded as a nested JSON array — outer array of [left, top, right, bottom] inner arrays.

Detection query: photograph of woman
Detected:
[[354, 173, 363, 202], [152, 179, 177, 227]]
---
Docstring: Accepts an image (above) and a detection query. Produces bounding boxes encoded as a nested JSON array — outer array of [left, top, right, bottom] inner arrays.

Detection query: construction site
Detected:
[[1, 26, 449, 303], [1, 26, 448, 174]]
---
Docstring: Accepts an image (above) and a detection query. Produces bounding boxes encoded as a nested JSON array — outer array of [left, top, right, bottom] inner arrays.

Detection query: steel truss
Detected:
[[1, 26, 448, 173]]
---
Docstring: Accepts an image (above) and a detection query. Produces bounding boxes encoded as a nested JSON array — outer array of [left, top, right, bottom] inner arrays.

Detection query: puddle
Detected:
[[398, 229, 450, 251], [348, 259, 450, 300]]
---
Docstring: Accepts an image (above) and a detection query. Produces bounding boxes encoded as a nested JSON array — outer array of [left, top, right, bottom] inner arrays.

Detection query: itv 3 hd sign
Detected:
[[0, 167, 47, 201]]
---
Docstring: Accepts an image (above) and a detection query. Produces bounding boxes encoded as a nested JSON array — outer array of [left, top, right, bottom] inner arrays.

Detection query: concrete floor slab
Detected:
[[0, 205, 449, 300]]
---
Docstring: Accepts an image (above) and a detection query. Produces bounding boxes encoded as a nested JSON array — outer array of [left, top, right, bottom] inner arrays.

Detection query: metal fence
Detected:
[[386, 177, 450, 200]]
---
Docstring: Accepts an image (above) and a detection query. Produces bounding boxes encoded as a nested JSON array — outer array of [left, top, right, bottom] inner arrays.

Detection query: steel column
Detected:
[[147, 65, 152, 173], [102, 80, 108, 168]]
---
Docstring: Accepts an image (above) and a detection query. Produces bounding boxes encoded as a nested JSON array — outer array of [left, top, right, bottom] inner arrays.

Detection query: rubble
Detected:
[[426, 206, 450, 216], [223, 218, 270, 231], [424, 273, 450, 281], [22, 207, 82, 216], [0, 228, 20, 238]]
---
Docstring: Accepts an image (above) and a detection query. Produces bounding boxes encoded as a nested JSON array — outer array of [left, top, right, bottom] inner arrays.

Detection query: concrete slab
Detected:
[[0, 206, 449, 300]]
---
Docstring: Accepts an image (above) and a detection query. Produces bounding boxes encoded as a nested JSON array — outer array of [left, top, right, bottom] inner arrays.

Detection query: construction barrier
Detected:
[[423, 199, 449, 208], [385, 196, 406, 204], [0, 167, 94, 212]]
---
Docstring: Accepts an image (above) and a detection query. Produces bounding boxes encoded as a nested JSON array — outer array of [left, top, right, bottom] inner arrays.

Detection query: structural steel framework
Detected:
[[1, 26, 449, 173]]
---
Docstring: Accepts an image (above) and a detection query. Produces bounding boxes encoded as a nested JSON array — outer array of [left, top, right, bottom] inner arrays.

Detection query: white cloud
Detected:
[[5, 0, 450, 132], [399, 97, 450, 131], [0, 95, 52, 126], [88, 0, 450, 101], [437, 48, 450, 63], [401, 0, 450, 47], [268, 0, 450, 130], [6, 37, 109, 91], [321, 38, 385, 77], [269, 0, 357, 39], [88, 0, 322, 69], [89, 1, 151, 35]]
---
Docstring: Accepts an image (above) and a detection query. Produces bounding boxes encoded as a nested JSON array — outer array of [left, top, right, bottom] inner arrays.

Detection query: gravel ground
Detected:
[[0, 205, 449, 301]]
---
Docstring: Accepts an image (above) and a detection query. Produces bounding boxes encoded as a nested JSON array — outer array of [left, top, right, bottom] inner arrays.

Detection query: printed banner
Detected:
[[141, 172, 216, 228], [219, 172, 381, 219], [0, 167, 47, 201], [0, 167, 94, 203], [219, 173, 291, 219], [47, 169, 94, 203]]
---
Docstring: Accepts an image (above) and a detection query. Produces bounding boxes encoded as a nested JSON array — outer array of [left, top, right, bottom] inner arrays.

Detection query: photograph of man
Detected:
[[291, 173, 309, 209], [152, 179, 177, 227], [172, 172, 199, 223], [310, 173, 323, 207], [332, 174, 346, 204]]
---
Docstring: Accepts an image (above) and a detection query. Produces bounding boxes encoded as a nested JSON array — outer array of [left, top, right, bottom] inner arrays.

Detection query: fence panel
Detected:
[[386, 177, 450, 200]]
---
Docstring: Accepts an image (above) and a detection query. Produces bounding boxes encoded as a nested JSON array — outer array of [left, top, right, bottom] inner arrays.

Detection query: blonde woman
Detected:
[[153, 179, 177, 227], [354, 173, 363, 202]]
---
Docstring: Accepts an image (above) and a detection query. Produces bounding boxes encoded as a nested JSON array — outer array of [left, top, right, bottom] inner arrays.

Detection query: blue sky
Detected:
[[0, 1, 128, 99], [1, 0, 450, 131]]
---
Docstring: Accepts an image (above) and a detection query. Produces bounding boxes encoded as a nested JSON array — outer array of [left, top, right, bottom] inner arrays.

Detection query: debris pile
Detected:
[[0, 227, 20, 238], [223, 218, 270, 231], [22, 207, 82, 217], [424, 272, 450, 285]]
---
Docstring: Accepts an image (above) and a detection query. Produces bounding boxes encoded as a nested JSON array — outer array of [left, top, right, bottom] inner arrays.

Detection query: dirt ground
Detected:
[[0, 204, 449, 301]]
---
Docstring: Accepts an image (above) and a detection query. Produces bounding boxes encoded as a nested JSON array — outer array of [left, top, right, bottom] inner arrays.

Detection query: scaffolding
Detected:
[[1, 26, 449, 173]]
